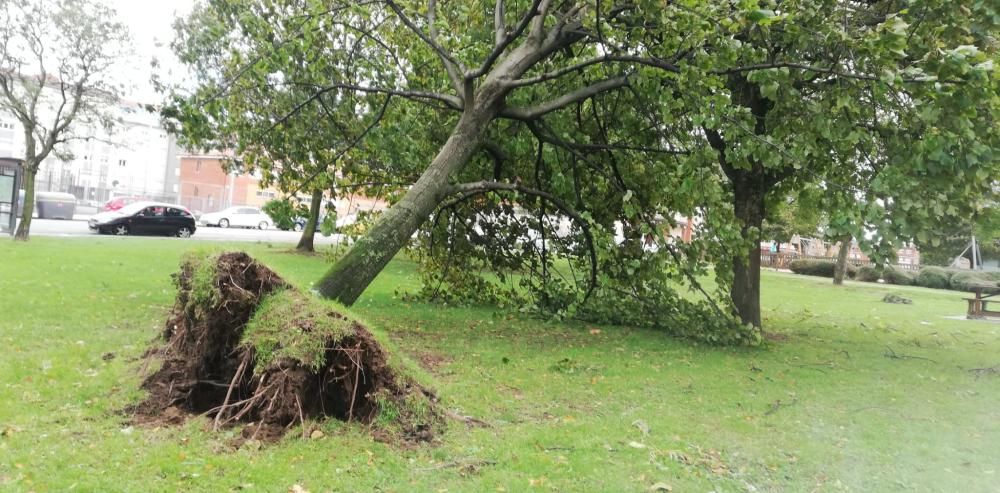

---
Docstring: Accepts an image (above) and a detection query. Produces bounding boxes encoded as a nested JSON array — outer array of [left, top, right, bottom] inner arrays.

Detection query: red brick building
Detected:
[[178, 155, 255, 213]]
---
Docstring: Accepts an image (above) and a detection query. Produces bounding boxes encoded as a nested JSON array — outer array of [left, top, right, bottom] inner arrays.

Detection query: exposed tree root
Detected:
[[131, 252, 443, 443]]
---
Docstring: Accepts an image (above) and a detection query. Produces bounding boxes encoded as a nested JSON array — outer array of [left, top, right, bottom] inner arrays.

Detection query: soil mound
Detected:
[[134, 251, 440, 443]]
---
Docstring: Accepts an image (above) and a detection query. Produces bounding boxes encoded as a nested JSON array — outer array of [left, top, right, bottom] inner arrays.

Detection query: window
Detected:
[[192, 186, 199, 197], [140, 206, 165, 217], [255, 190, 276, 199], [240, 208, 259, 214], [0, 122, 13, 130], [118, 159, 126, 167], [195, 160, 202, 173], [166, 207, 188, 217]]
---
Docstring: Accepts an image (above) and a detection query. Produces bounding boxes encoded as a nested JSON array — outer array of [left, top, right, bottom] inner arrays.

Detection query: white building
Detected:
[[0, 89, 178, 204]]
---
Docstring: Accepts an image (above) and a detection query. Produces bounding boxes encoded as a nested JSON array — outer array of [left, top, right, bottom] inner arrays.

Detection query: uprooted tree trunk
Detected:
[[315, 94, 504, 304], [312, 3, 621, 305], [135, 251, 441, 443], [296, 189, 323, 253]]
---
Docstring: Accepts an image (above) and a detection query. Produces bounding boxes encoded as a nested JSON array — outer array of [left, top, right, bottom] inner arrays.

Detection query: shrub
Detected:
[[883, 266, 916, 285], [262, 199, 304, 231], [950, 271, 1000, 294], [855, 266, 881, 283], [788, 259, 857, 278], [915, 266, 953, 290]]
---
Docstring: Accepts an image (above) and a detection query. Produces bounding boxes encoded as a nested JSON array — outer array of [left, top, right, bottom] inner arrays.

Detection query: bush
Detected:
[[950, 271, 1000, 293], [883, 266, 916, 285], [855, 266, 881, 283], [915, 266, 953, 290], [788, 259, 857, 278], [262, 198, 304, 231]]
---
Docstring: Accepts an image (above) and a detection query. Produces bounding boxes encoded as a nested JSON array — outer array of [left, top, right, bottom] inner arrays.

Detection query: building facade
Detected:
[[0, 95, 179, 204]]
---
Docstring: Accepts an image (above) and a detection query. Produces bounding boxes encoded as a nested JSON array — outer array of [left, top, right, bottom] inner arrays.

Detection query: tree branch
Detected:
[[443, 179, 598, 301], [466, 0, 544, 80], [425, 0, 465, 98], [494, 0, 505, 47], [272, 82, 461, 132], [385, 0, 465, 90], [506, 54, 680, 88], [500, 75, 630, 120], [288, 94, 393, 197], [713, 62, 956, 84]]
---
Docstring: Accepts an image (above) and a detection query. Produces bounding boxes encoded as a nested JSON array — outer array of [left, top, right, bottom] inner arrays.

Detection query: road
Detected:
[[22, 218, 349, 245]]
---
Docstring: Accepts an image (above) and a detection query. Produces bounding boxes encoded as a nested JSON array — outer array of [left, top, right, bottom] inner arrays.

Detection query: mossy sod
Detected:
[[133, 251, 442, 443]]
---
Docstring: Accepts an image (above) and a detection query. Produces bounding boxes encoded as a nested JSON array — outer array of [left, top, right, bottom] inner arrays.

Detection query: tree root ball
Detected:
[[132, 251, 442, 443]]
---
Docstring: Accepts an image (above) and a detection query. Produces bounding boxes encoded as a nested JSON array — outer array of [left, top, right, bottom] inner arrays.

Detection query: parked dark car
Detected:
[[88, 201, 197, 237]]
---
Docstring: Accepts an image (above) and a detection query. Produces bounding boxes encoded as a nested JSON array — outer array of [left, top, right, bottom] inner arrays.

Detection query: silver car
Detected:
[[198, 206, 273, 229]]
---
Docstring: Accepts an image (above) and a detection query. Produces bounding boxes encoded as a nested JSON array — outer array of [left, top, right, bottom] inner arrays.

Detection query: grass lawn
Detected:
[[1, 237, 999, 492]]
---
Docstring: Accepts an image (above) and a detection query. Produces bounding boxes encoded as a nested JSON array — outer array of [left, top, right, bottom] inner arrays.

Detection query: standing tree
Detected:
[[0, 0, 128, 240]]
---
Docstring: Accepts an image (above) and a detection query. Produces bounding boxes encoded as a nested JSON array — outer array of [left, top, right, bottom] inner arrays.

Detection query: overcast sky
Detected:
[[103, 0, 197, 103]]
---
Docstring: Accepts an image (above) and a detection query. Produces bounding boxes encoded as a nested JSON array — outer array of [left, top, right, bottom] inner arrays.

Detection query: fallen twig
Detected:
[[443, 409, 491, 427], [883, 346, 937, 363], [415, 458, 497, 472], [968, 365, 1000, 379], [764, 398, 797, 416]]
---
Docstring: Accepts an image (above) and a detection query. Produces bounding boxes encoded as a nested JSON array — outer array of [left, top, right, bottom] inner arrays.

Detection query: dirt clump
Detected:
[[133, 251, 441, 443]]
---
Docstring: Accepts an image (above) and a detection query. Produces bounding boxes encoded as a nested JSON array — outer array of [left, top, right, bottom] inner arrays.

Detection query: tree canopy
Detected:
[[167, 0, 1000, 342]]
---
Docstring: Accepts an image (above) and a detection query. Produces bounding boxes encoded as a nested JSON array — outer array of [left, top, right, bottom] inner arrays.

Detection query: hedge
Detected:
[[855, 266, 881, 283], [914, 266, 953, 290], [883, 266, 916, 285], [950, 271, 1000, 294], [788, 259, 857, 278]]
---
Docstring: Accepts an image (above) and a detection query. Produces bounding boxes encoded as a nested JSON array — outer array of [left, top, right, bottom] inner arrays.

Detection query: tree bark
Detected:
[[14, 170, 36, 241], [730, 181, 766, 328], [316, 107, 497, 303], [833, 235, 851, 285], [296, 189, 323, 253]]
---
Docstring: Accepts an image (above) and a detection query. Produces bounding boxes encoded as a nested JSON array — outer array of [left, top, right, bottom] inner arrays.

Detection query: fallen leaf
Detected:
[[628, 441, 647, 449], [589, 328, 602, 335], [310, 429, 324, 439], [650, 482, 673, 492], [289, 485, 309, 493]]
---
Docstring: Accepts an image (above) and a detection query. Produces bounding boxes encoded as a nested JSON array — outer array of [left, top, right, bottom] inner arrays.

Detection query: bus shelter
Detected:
[[0, 158, 22, 235]]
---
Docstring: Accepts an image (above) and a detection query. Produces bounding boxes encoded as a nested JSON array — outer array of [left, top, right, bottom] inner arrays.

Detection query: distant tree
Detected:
[[0, 0, 129, 240]]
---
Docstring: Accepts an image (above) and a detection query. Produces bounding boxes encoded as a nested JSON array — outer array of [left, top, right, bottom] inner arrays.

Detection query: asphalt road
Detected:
[[21, 218, 348, 245]]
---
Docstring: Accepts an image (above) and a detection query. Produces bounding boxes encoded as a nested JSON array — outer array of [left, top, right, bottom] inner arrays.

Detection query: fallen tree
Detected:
[[134, 252, 441, 443]]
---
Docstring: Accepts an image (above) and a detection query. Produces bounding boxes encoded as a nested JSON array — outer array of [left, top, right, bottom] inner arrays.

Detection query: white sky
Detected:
[[102, 0, 197, 104]]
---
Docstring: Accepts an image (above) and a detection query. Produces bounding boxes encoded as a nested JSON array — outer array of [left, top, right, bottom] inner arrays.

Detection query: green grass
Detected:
[[1, 237, 999, 492]]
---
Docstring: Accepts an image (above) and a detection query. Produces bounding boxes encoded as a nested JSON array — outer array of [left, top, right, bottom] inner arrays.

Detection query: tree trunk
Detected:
[[316, 107, 497, 304], [14, 171, 36, 241], [833, 235, 851, 285], [296, 189, 323, 253], [730, 182, 766, 328]]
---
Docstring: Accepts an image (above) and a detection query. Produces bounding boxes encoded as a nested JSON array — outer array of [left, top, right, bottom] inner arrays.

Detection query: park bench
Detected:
[[965, 287, 1000, 319]]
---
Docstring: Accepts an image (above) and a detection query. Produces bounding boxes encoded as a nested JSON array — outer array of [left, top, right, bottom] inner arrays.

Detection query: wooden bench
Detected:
[[966, 287, 1000, 319]]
